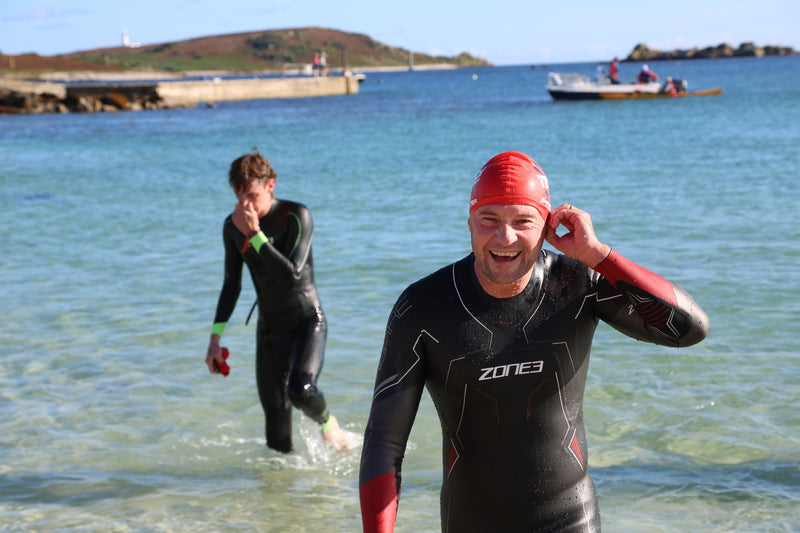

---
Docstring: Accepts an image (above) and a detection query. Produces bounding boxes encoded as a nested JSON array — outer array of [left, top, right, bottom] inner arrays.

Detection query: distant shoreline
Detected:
[[3, 40, 797, 83]]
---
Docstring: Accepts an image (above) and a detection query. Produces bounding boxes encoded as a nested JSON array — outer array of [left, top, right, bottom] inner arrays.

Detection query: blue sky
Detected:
[[1, 0, 798, 65]]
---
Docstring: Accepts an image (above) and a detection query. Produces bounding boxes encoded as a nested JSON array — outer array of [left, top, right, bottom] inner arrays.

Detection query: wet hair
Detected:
[[228, 149, 277, 194]]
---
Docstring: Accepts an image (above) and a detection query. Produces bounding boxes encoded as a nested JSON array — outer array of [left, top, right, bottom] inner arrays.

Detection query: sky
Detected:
[[1, 0, 798, 66]]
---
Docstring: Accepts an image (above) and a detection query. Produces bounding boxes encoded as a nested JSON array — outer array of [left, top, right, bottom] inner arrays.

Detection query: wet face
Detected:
[[468, 204, 547, 298], [235, 179, 274, 218]]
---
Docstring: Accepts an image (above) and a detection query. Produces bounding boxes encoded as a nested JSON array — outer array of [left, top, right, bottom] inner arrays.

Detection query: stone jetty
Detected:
[[0, 75, 360, 114]]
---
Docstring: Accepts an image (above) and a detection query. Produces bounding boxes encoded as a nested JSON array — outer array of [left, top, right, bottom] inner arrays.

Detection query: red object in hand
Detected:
[[214, 347, 231, 377]]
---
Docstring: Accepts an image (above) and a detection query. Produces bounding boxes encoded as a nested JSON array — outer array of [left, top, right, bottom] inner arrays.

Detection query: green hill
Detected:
[[58, 26, 491, 72]]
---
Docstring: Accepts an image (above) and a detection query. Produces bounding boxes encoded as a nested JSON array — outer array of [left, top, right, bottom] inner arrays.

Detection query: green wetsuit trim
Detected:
[[287, 213, 302, 257], [288, 212, 303, 280], [250, 231, 268, 253], [212, 322, 227, 337], [320, 413, 333, 432]]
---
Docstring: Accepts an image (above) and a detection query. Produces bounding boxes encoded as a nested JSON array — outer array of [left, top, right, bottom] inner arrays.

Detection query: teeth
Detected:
[[492, 251, 519, 257]]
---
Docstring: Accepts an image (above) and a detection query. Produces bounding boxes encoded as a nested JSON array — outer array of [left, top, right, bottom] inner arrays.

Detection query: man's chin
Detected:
[[486, 267, 524, 286]]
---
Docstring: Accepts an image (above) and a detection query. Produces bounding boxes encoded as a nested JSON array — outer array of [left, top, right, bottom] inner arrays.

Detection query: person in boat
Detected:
[[359, 151, 709, 532], [609, 56, 620, 84], [205, 149, 352, 453], [637, 64, 659, 83], [661, 76, 679, 96]]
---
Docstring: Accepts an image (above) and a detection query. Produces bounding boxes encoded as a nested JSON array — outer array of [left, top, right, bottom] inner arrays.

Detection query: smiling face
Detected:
[[468, 204, 547, 299]]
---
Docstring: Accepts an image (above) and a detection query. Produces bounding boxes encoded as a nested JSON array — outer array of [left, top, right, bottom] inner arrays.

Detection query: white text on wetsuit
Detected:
[[479, 361, 544, 381]]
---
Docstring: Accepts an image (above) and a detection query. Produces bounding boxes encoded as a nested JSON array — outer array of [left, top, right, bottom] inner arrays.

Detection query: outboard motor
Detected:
[[674, 79, 688, 93]]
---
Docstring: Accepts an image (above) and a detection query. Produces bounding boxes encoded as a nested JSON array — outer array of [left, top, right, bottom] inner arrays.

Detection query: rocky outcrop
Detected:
[[0, 82, 175, 114], [626, 42, 798, 62]]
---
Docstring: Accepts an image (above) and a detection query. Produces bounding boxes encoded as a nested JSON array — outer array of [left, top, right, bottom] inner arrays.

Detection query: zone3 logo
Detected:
[[479, 360, 544, 381]]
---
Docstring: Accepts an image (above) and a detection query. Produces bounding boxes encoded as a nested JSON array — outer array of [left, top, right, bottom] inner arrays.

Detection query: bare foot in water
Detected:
[[321, 415, 356, 452]]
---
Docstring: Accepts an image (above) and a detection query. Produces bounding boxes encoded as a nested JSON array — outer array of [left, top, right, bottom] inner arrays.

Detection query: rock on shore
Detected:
[[626, 42, 798, 61], [0, 83, 176, 114]]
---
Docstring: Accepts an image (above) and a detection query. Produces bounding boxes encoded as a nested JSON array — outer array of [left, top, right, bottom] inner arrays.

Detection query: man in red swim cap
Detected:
[[359, 151, 709, 532]]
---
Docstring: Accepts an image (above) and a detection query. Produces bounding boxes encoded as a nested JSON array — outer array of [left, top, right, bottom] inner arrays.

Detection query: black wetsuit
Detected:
[[213, 198, 328, 452], [359, 250, 708, 532]]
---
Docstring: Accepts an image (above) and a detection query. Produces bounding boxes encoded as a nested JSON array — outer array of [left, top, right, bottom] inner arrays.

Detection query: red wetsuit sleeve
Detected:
[[360, 471, 398, 533], [592, 249, 709, 347], [359, 288, 427, 532], [593, 249, 677, 305]]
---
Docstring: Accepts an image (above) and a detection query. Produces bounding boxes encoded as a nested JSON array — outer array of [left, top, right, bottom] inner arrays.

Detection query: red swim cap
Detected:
[[469, 151, 550, 219]]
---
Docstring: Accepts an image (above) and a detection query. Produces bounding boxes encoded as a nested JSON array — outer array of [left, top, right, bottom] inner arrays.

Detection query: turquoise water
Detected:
[[1, 56, 799, 532]]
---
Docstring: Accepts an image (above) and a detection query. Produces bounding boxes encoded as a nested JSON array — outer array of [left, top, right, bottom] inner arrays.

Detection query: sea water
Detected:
[[1, 56, 798, 532]]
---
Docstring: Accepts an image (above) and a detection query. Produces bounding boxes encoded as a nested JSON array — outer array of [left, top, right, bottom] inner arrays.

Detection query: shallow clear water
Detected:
[[1, 56, 799, 531]]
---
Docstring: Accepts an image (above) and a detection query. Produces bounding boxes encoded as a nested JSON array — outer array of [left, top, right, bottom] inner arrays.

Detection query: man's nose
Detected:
[[495, 223, 516, 245]]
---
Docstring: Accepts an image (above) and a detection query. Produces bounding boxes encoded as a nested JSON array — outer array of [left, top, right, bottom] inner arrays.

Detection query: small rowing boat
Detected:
[[547, 72, 723, 101], [598, 87, 724, 99]]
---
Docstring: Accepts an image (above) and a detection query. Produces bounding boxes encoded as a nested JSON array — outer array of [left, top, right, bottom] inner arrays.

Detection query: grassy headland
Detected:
[[2, 27, 492, 76]]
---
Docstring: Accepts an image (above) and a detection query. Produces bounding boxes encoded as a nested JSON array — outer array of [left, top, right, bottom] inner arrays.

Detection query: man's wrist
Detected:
[[249, 231, 268, 253], [241, 228, 262, 253], [588, 244, 612, 269]]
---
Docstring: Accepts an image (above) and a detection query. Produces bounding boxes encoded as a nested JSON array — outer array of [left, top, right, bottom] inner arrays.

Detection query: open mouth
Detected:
[[490, 250, 520, 263]]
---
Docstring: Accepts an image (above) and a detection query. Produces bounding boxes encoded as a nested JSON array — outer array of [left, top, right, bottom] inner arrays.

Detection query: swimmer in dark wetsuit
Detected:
[[206, 149, 351, 453], [359, 151, 709, 532]]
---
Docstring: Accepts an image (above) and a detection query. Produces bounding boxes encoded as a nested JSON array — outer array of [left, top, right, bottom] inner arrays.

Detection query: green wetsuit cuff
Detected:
[[212, 322, 227, 337], [250, 231, 268, 253], [320, 413, 333, 431]]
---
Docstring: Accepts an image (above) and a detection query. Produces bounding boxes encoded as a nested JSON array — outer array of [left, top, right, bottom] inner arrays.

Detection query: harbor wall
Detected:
[[1, 74, 359, 113], [155, 76, 359, 105], [1, 78, 66, 99]]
